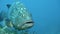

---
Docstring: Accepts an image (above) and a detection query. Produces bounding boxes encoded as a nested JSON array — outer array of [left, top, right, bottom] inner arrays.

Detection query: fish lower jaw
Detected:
[[21, 23, 33, 29]]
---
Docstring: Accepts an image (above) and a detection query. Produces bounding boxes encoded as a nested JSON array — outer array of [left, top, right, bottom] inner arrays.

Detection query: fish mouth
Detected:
[[13, 20, 34, 30], [16, 21, 34, 30], [26, 21, 34, 24], [21, 21, 34, 30]]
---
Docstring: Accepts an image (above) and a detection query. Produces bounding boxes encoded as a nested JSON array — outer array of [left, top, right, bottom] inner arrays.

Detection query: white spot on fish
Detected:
[[24, 8, 26, 10], [21, 8, 24, 10]]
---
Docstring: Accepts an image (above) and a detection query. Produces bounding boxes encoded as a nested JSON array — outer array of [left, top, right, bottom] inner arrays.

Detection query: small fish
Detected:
[[6, 1, 34, 30]]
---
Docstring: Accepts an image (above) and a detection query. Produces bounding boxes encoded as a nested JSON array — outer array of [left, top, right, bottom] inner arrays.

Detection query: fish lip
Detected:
[[25, 20, 34, 24], [20, 23, 33, 30], [26, 20, 34, 24], [19, 20, 34, 30], [25, 21, 34, 24]]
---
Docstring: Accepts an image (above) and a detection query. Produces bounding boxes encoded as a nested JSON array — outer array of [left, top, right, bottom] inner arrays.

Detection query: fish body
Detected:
[[0, 1, 34, 34], [0, 1, 34, 31], [8, 1, 34, 30]]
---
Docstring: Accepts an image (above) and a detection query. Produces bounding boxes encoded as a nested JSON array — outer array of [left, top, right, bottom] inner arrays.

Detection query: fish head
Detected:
[[8, 2, 34, 30]]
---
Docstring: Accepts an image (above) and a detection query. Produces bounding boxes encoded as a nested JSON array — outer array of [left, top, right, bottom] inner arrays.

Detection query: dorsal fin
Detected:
[[6, 4, 11, 9]]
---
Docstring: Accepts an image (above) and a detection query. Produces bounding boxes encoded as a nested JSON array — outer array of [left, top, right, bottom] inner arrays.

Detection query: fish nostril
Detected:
[[26, 21, 33, 23]]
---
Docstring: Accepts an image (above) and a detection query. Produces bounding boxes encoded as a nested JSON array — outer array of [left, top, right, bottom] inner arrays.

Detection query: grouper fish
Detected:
[[0, 1, 34, 30]]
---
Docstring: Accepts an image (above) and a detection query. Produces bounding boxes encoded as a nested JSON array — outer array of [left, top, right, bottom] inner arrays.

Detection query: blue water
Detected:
[[0, 0, 60, 34]]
